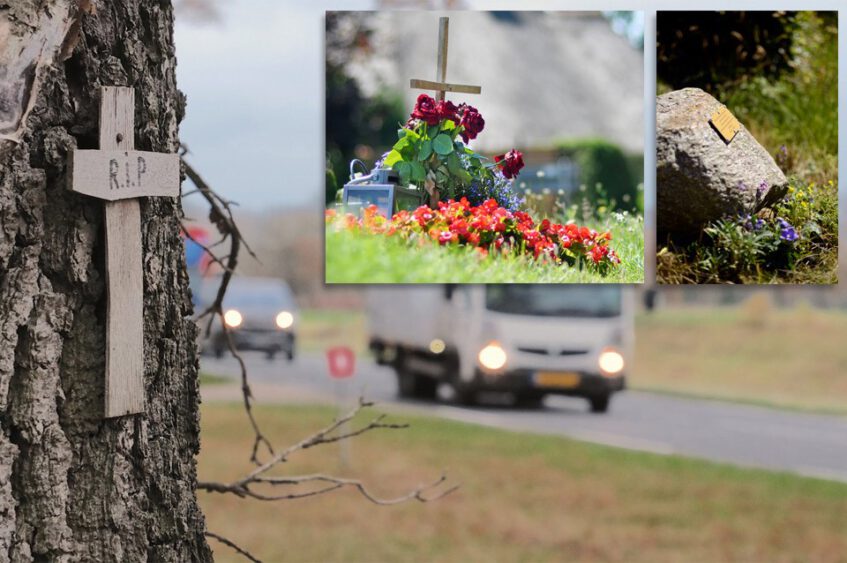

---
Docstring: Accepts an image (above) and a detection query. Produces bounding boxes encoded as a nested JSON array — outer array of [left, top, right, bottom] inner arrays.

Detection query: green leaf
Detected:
[[432, 134, 454, 155], [397, 128, 407, 140], [393, 136, 411, 152], [395, 161, 412, 185], [446, 152, 463, 175], [418, 139, 433, 161], [383, 150, 403, 168], [410, 161, 426, 183], [469, 157, 481, 168]]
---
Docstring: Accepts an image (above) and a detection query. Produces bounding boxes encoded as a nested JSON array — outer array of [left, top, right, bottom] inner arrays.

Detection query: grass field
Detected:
[[634, 304, 847, 415], [325, 212, 643, 283], [199, 402, 847, 563]]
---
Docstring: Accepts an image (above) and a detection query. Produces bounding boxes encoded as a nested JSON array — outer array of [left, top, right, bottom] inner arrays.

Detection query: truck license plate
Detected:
[[534, 372, 580, 389]]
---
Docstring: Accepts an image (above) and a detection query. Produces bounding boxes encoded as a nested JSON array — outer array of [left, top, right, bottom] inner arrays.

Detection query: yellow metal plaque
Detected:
[[710, 106, 741, 143]]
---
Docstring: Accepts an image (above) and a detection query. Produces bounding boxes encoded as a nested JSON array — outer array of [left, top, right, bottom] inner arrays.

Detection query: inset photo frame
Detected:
[[655, 11, 838, 285], [325, 11, 645, 284]]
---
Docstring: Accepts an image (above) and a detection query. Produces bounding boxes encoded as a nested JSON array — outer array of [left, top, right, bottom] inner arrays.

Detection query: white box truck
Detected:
[[367, 285, 633, 413]]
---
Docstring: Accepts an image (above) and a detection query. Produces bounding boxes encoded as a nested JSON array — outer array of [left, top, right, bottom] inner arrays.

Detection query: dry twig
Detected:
[[197, 398, 458, 504], [181, 150, 272, 463], [205, 531, 262, 563]]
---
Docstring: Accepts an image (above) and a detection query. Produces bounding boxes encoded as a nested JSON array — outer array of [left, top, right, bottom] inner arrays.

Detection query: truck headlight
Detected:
[[275, 311, 294, 329], [479, 341, 507, 371], [224, 309, 243, 328], [598, 348, 624, 376]]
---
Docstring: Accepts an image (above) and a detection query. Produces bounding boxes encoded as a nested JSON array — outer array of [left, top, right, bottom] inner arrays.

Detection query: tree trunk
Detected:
[[0, 1, 212, 561]]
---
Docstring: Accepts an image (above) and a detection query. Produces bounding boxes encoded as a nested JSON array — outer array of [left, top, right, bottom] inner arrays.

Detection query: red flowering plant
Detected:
[[326, 197, 620, 274], [381, 94, 524, 207]]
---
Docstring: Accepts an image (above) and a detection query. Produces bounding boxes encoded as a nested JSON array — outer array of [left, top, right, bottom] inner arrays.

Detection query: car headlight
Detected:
[[598, 347, 624, 376], [223, 309, 243, 328], [478, 341, 507, 371], [429, 339, 446, 354], [275, 311, 294, 329]]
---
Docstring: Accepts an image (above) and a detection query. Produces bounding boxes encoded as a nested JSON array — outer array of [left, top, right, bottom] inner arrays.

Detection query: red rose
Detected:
[[411, 94, 441, 126], [458, 104, 485, 143], [494, 149, 525, 179], [436, 100, 459, 123]]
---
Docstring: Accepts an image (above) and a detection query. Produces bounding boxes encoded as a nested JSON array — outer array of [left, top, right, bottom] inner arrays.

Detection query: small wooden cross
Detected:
[[410, 17, 482, 101], [68, 86, 180, 418]]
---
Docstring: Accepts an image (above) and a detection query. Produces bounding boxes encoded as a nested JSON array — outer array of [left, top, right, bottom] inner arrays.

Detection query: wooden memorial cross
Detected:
[[68, 86, 180, 418], [410, 17, 482, 102]]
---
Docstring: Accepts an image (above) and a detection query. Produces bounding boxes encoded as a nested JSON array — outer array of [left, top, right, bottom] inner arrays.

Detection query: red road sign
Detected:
[[326, 346, 355, 378]]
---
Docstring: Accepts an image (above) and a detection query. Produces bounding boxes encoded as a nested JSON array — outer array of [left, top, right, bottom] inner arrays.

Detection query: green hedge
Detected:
[[556, 139, 640, 212]]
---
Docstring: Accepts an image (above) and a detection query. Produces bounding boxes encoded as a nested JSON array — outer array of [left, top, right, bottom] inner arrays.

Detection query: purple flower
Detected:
[[780, 227, 799, 242], [777, 218, 799, 242], [739, 214, 765, 231]]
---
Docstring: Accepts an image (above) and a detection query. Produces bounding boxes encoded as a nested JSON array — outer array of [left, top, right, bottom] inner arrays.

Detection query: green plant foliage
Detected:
[[325, 13, 408, 204], [556, 139, 639, 212], [325, 166, 338, 205], [658, 179, 838, 284]]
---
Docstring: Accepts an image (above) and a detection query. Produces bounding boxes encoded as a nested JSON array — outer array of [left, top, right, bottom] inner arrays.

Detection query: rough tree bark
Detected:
[[0, 1, 212, 561]]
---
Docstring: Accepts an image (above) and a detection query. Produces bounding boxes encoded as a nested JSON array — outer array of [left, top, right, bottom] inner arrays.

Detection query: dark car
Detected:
[[199, 276, 298, 360]]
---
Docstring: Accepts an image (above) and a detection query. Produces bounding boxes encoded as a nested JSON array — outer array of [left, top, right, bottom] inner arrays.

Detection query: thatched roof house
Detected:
[[348, 11, 644, 155]]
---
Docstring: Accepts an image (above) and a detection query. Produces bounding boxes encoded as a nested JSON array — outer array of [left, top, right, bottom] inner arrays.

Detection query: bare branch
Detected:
[[196, 399, 456, 506], [181, 154, 272, 463], [180, 225, 234, 274], [205, 531, 262, 563], [200, 472, 458, 505]]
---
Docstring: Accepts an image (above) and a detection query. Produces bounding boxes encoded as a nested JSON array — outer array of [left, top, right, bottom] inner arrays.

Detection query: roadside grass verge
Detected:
[[634, 305, 847, 415], [199, 402, 847, 563], [325, 213, 643, 283]]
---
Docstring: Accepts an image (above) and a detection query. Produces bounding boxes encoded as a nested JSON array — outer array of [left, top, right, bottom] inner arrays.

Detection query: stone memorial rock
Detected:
[[656, 87, 787, 236]]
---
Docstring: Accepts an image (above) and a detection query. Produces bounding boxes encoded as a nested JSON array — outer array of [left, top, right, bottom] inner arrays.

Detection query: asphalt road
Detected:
[[201, 352, 847, 484]]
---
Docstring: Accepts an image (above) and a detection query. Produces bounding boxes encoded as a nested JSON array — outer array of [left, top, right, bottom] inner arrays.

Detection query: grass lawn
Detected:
[[325, 212, 643, 283], [199, 403, 847, 563], [634, 305, 847, 415]]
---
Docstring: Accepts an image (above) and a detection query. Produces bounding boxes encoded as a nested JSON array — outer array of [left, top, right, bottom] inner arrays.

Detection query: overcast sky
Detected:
[[176, 0, 369, 210]]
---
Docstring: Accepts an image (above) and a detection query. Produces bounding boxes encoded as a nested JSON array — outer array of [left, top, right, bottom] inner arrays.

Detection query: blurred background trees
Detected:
[[325, 12, 406, 204]]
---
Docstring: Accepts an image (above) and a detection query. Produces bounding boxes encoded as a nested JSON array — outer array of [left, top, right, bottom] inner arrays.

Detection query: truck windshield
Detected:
[[485, 286, 621, 318]]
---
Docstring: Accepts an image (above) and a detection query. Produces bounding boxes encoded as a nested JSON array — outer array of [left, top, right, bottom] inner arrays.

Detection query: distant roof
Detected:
[[348, 11, 644, 154]]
